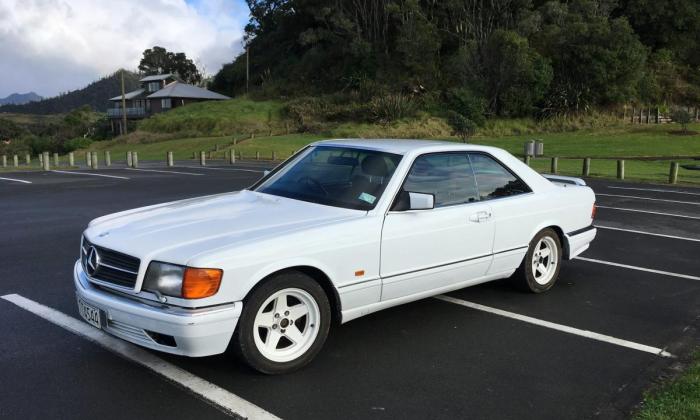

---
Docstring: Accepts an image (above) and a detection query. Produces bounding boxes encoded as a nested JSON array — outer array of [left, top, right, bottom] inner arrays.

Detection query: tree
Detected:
[[479, 30, 552, 117], [534, 1, 647, 113], [139, 46, 202, 85]]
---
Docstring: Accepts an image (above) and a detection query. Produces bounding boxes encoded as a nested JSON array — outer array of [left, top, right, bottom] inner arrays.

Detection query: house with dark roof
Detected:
[[107, 74, 230, 133]]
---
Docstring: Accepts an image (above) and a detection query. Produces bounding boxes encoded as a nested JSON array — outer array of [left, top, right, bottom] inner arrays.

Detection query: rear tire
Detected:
[[233, 271, 331, 374], [511, 228, 562, 293]]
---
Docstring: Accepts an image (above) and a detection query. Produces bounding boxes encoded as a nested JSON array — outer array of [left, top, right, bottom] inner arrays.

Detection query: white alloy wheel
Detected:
[[531, 236, 558, 285], [252, 287, 321, 363]]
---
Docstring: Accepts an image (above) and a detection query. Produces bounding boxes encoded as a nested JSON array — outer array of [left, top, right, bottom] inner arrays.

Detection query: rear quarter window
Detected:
[[469, 153, 531, 200]]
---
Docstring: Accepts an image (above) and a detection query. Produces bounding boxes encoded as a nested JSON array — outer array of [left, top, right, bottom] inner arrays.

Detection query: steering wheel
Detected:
[[297, 176, 328, 196]]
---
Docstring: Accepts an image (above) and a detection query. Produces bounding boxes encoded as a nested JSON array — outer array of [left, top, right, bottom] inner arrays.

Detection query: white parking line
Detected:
[[607, 186, 700, 196], [0, 176, 32, 184], [126, 168, 204, 176], [52, 170, 130, 180], [435, 295, 673, 358], [575, 257, 700, 281], [595, 225, 700, 242], [180, 166, 264, 173], [0, 294, 280, 420], [596, 205, 700, 220], [596, 193, 700, 206]]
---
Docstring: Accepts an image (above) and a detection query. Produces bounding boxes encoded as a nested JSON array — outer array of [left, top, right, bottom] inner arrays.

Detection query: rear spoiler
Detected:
[[542, 174, 587, 187]]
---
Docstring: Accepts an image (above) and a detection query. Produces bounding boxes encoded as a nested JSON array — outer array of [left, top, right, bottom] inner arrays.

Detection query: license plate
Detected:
[[77, 297, 102, 329]]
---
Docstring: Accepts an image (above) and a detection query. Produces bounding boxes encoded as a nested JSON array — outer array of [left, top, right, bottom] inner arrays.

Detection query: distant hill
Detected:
[[0, 70, 141, 114], [0, 92, 42, 106]]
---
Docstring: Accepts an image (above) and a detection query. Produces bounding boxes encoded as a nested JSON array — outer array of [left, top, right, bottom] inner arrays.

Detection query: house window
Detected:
[[149, 82, 160, 92], [161, 98, 172, 109]]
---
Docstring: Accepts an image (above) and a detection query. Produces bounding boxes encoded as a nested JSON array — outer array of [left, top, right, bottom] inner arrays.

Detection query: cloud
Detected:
[[0, 0, 248, 98]]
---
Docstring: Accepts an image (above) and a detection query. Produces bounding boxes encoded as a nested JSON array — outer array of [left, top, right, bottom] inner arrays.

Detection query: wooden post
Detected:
[[53, 153, 59, 167], [38, 153, 43, 165], [167, 151, 174, 167], [68, 152, 74, 167], [230, 149, 236, 164], [42, 152, 50, 171], [121, 69, 128, 135], [631, 107, 635, 124], [86, 152, 92, 167], [91, 151, 98, 169], [550, 157, 558, 174], [200, 151, 206, 166], [25, 154, 30, 165], [127, 151, 133, 167], [105, 151, 111, 166], [13, 155, 18, 167], [1, 155, 6, 168], [523, 155, 530, 166], [646, 108, 651, 124], [639, 108, 643, 125], [582, 158, 591, 177], [656, 107, 660, 124], [233, 137, 237, 145], [669, 162, 679, 184], [255, 151, 260, 161], [251, 132, 255, 139], [617, 160, 625, 180], [272, 151, 277, 161], [132, 152, 138, 168]]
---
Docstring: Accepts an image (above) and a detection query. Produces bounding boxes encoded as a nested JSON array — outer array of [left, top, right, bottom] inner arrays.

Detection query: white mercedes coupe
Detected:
[[75, 139, 596, 374]]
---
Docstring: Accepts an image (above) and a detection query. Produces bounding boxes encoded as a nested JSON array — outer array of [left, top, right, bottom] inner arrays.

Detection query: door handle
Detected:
[[469, 211, 491, 223]]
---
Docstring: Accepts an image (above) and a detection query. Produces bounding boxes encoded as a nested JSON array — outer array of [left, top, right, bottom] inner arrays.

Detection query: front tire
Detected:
[[234, 271, 331, 374], [511, 228, 562, 293]]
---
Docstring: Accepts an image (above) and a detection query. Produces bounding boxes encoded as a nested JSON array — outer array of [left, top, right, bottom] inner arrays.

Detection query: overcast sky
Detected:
[[0, 0, 249, 98]]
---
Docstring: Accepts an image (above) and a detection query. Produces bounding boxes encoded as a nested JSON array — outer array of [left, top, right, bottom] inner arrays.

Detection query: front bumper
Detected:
[[73, 260, 240, 357]]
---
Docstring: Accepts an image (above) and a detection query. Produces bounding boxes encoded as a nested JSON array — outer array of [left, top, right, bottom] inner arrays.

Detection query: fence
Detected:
[[3, 149, 699, 185]]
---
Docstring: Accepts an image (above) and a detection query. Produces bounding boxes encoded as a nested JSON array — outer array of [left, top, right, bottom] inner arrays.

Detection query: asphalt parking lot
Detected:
[[1, 162, 698, 420]]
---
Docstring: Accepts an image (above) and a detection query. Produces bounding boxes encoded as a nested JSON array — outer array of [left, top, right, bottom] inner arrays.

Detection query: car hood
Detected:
[[84, 190, 364, 266]]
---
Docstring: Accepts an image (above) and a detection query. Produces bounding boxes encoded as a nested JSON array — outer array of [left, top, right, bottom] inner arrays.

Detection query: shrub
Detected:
[[671, 109, 693, 133], [447, 111, 478, 142], [368, 93, 417, 123], [445, 89, 486, 126], [63, 137, 93, 152]]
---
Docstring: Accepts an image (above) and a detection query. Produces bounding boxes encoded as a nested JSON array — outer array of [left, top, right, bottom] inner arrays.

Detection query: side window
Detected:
[[403, 153, 479, 207], [469, 154, 530, 200]]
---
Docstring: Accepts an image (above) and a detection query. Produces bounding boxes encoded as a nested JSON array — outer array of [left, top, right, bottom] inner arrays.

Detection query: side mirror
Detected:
[[408, 192, 434, 210]]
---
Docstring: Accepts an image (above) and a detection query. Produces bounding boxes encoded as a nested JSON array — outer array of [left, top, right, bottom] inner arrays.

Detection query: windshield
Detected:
[[255, 146, 403, 210]]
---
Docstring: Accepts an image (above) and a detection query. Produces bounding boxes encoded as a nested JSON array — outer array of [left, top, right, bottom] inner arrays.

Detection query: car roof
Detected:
[[312, 138, 501, 155]]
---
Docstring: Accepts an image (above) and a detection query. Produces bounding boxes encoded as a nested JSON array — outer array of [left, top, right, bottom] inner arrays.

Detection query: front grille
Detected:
[[81, 237, 140, 289]]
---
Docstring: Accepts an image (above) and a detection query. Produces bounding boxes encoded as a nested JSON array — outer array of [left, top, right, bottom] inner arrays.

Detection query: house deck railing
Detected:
[[107, 107, 147, 118]]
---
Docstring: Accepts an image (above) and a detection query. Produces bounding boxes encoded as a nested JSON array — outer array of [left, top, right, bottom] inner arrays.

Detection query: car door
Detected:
[[467, 153, 536, 275], [380, 152, 495, 301]]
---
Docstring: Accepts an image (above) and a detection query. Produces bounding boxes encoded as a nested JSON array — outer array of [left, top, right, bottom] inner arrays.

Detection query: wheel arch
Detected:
[[543, 225, 569, 259], [526, 223, 569, 258], [245, 265, 342, 326]]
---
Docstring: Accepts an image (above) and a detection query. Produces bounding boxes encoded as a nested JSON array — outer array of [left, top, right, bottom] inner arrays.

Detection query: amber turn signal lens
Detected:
[[591, 203, 597, 219], [182, 268, 223, 299]]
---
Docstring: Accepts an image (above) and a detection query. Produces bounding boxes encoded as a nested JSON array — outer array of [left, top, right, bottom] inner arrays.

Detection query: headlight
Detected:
[[143, 261, 223, 299], [143, 262, 185, 297]]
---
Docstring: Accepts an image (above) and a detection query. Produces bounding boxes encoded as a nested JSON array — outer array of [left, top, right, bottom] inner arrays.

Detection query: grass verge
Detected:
[[635, 350, 700, 420]]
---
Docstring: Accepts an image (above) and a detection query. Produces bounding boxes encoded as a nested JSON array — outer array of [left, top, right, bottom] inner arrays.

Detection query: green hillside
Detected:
[[0, 70, 140, 114]]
